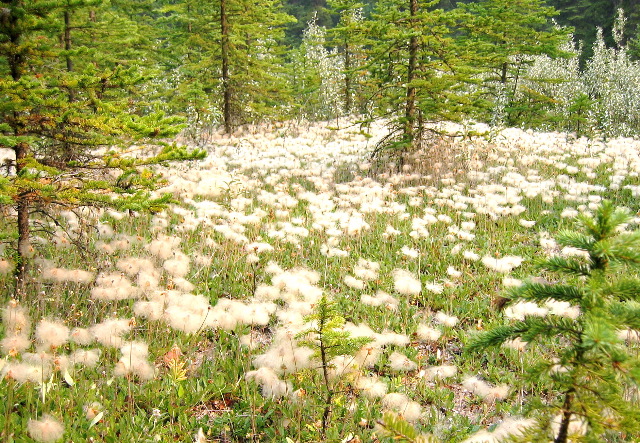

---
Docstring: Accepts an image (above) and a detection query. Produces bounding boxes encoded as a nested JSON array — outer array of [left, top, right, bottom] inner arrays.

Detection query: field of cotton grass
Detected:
[[1, 119, 640, 442]]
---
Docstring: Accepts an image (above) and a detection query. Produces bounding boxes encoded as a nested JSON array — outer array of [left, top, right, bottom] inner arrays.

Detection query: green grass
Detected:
[[1, 122, 640, 442]]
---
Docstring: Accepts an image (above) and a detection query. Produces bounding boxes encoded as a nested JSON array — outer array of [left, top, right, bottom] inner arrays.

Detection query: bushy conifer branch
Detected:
[[468, 201, 640, 441], [375, 411, 436, 443]]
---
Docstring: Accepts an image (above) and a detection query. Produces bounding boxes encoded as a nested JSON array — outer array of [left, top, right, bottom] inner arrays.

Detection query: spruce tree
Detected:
[[155, 0, 294, 133], [296, 295, 372, 438], [326, 0, 369, 115], [458, 0, 569, 127], [469, 201, 640, 442], [0, 1, 205, 297], [219, 0, 295, 130], [366, 0, 479, 153]]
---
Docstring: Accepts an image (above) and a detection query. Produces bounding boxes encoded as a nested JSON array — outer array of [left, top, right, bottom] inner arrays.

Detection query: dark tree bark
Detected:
[[64, 10, 73, 72], [220, 0, 232, 134], [404, 0, 419, 146], [554, 390, 574, 443], [14, 142, 30, 298], [5, 2, 31, 297], [344, 40, 352, 114]]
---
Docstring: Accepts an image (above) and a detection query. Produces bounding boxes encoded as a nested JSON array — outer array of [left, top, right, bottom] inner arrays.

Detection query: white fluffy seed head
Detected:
[[69, 327, 93, 345], [463, 376, 510, 403], [416, 324, 442, 342], [434, 311, 458, 327], [133, 300, 165, 321], [245, 367, 292, 399], [388, 351, 417, 372], [70, 349, 101, 368], [35, 319, 70, 349], [3, 302, 31, 336], [2, 361, 50, 383], [392, 269, 421, 296], [27, 414, 64, 443], [356, 375, 388, 398], [481, 255, 523, 273], [163, 254, 191, 278], [421, 365, 457, 381], [344, 275, 366, 290], [381, 393, 422, 422], [90, 318, 132, 348], [1, 334, 31, 356], [114, 355, 155, 381], [360, 291, 399, 310]]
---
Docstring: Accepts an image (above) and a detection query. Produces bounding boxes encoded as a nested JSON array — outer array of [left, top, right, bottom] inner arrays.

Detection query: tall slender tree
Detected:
[[154, 0, 294, 133], [366, 0, 479, 153], [458, 0, 569, 126], [326, 0, 369, 114]]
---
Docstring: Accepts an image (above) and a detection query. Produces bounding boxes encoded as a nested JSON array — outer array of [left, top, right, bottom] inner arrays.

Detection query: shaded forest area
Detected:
[[285, 0, 639, 56], [0, 0, 638, 153]]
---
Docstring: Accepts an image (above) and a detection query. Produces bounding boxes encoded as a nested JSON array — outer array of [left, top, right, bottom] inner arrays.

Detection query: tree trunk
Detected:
[[554, 390, 574, 443], [500, 61, 508, 84], [344, 40, 352, 114], [64, 10, 73, 72], [63, 9, 75, 105], [6, 2, 30, 297], [220, 0, 232, 134], [8, 2, 23, 82], [404, 0, 418, 148], [14, 142, 30, 298]]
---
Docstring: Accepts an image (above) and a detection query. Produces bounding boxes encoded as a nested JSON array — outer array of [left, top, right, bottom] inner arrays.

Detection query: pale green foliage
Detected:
[[289, 15, 345, 121], [522, 9, 640, 137]]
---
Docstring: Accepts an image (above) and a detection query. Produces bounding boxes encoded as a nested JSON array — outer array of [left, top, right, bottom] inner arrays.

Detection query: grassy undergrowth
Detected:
[[1, 120, 640, 442]]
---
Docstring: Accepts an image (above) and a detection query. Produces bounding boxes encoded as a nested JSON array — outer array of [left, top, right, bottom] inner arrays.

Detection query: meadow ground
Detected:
[[1, 119, 640, 442]]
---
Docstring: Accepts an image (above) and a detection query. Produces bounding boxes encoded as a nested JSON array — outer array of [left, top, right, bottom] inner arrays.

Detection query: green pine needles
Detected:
[[375, 411, 436, 443], [469, 201, 640, 442], [296, 294, 372, 439]]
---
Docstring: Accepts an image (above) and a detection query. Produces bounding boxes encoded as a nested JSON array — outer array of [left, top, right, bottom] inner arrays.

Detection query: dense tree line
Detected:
[[0, 1, 636, 152], [283, 0, 639, 53]]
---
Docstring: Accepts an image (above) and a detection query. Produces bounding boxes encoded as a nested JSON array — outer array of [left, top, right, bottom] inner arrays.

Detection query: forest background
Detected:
[[1, 0, 636, 150]]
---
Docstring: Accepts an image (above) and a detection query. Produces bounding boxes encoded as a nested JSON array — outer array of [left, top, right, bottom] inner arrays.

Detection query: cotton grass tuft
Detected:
[[420, 364, 457, 381], [381, 393, 422, 422], [245, 367, 292, 399], [3, 301, 31, 336], [35, 319, 70, 349], [392, 269, 421, 296], [463, 376, 510, 403], [388, 351, 417, 372], [356, 374, 388, 398], [461, 417, 536, 443], [114, 341, 155, 381], [481, 255, 523, 273], [1, 334, 31, 356], [434, 311, 458, 327], [90, 318, 132, 348], [361, 291, 398, 310], [416, 324, 442, 342], [27, 414, 64, 442], [2, 361, 50, 383], [344, 275, 365, 290]]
